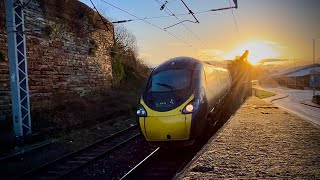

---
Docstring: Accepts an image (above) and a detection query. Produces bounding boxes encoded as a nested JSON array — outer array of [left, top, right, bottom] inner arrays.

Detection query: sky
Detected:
[[80, 0, 320, 66]]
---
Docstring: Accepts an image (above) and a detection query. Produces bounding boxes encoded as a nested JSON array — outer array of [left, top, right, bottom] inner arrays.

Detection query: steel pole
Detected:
[[313, 39, 316, 96], [5, 0, 32, 140]]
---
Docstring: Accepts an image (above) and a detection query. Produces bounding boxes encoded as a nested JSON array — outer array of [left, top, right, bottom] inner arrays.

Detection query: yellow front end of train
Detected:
[[138, 95, 193, 141]]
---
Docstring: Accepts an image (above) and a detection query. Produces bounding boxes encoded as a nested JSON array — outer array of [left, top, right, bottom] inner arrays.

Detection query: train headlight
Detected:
[[185, 104, 194, 112], [137, 105, 147, 117], [182, 99, 200, 114]]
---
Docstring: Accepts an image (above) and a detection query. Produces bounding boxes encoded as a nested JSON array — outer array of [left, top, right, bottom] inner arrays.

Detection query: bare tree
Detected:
[[114, 24, 138, 56]]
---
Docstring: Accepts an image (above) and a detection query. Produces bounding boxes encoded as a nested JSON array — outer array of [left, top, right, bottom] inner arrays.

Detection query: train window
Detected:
[[149, 69, 192, 92]]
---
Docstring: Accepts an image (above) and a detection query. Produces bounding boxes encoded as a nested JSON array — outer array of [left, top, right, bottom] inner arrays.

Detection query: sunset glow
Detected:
[[80, 0, 320, 66], [226, 41, 279, 65]]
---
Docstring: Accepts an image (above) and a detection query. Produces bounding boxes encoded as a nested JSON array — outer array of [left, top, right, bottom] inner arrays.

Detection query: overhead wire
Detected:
[[1, 1, 135, 56], [6, 0, 238, 24], [23, 1, 113, 31], [99, 0, 193, 48], [88, 0, 110, 31], [1, 2, 158, 61], [155, 0, 209, 48], [179, 0, 199, 23], [111, 6, 238, 23], [0, 0, 131, 55], [4, 0, 240, 56], [228, 0, 240, 37], [4, 2, 106, 37]]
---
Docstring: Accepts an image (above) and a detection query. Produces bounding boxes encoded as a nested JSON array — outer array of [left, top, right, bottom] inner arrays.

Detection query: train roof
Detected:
[[153, 56, 227, 74], [153, 57, 201, 73]]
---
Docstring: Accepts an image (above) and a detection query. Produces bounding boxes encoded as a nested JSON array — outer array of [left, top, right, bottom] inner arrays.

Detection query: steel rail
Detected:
[[119, 147, 160, 180], [58, 133, 141, 179], [17, 125, 139, 179]]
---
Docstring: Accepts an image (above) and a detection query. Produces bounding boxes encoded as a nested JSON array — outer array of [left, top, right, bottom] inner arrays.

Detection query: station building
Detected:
[[272, 64, 320, 89]]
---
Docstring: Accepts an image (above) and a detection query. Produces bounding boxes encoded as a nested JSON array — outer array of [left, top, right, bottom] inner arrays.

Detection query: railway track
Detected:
[[18, 125, 140, 180], [120, 145, 201, 180]]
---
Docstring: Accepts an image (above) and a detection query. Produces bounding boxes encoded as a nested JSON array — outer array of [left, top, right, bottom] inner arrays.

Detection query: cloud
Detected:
[[263, 40, 287, 49], [259, 58, 288, 64]]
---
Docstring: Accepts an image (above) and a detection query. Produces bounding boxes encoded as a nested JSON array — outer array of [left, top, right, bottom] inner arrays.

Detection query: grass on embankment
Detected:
[[252, 88, 276, 99]]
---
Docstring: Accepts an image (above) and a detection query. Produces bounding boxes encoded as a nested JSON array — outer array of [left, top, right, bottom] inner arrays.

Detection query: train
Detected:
[[137, 57, 231, 148]]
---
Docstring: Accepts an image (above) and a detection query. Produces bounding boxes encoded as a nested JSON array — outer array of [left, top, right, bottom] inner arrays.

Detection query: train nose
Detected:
[[142, 114, 191, 141]]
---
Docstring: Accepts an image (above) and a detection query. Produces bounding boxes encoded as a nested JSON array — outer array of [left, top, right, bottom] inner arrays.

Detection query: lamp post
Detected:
[[313, 38, 320, 96], [313, 39, 315, 96]]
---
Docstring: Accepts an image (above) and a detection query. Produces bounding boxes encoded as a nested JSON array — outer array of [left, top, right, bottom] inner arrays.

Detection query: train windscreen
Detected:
[[149, 69, 192, 92]]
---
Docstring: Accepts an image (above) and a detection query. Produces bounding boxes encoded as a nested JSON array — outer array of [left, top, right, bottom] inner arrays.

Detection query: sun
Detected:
[[227, 41, 279, 65]]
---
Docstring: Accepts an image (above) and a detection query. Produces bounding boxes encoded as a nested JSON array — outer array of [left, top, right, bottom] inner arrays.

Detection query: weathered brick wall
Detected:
[[0, 0, 114, 124], [0, 1, 10, 122]]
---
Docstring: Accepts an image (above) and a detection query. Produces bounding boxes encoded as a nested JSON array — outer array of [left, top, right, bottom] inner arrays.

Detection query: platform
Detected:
[[178, 96, 320, 179]]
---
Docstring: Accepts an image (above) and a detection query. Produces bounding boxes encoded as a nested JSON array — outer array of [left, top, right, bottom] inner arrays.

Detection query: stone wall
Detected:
[[0, 0, 114, 126], [0, 1, 11, 122]]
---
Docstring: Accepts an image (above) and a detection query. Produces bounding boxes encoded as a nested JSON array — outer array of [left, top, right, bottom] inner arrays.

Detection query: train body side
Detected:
[[202, 63, 231, 114], [137, 57, 231, 147]]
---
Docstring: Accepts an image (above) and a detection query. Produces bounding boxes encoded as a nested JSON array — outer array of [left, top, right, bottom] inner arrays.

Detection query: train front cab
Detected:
[[137, 60, 207, 148], [138, 95, 194, 147]]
